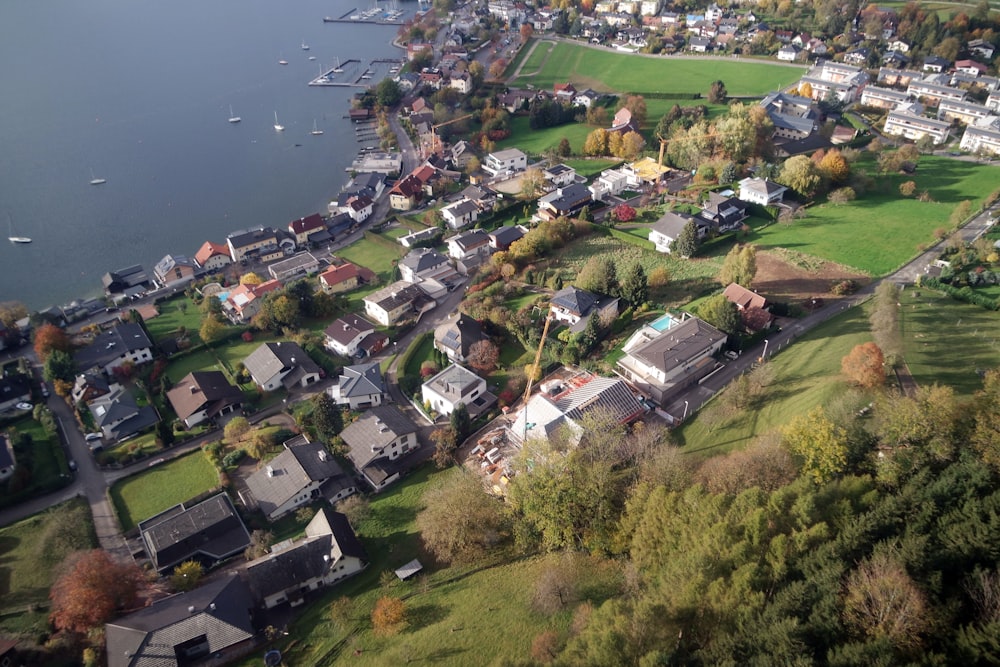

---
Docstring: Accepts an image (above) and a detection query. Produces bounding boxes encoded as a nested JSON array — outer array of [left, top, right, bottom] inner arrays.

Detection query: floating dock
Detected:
[[308, 58, 404, 88], [321, 5, 406, 24]]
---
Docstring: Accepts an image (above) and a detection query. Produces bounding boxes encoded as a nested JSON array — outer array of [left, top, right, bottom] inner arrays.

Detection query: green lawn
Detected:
[[675, 307, 873, 456], [2, 415, 69, 504], [749, 156, 1000, 276], [900, 287, 1000, 395], [381, 227, 409, 240], [0, 499, 96, 616], [560, 157, 622, 178], [495, 116, 595, 156], [337, 236, 407, 282], [402, 332, 436, 377], [513, 41, 805, 95], [144, 295, 204, 343], [110, 451, 220, 531], [165, 349, 224, 383]]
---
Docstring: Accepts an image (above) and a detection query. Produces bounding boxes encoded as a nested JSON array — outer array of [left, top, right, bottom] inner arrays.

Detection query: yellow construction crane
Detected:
[[523, 311, 554, 405], [425, 113, 474, 158], [657, 133, 668, 170]]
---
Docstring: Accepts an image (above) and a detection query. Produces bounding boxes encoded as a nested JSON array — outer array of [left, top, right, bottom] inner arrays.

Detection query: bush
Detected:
[[831, 279, 859, 296], [222, 449, 246, 468]]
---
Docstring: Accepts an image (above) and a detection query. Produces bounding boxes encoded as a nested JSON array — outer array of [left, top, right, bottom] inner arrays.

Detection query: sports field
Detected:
[[512, 40, 804, 95]]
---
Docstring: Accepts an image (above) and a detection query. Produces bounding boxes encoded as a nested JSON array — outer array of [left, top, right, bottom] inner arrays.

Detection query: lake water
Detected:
[[0, 0, 405, 309]]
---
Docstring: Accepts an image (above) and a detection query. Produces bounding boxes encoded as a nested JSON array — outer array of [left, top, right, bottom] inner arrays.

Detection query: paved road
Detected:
[[663, 198, 999, 422]]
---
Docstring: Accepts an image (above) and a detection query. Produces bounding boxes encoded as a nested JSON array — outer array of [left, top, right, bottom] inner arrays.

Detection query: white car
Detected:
[[85, 432, 103, 442], [724, 351, 739, 360], [15, 402, 32, 411]]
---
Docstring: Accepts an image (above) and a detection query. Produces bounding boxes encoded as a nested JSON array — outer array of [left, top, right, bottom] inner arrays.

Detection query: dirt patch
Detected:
[[752, 250, 870, 304]]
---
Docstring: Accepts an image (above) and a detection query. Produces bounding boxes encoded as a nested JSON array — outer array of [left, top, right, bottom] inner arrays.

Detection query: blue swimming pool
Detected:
[[649, 313, 680, 332]]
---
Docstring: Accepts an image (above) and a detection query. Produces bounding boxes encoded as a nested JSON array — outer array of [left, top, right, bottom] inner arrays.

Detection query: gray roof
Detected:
[[74, 323, 152, 372], [227, 226, 278, 250], [489, 226, 525, 247], [153, 254, 197, 281], [244, 439, 350, 518], [628, 317, 727, 374], [448, 229, 490, 251], [337, 362, 386, 399], [423, 363, 484, 400], [444, 199, 480, 219], [551, 286, 599, 317], [651, 210, 698, 240], [365, 281, 429, 312], [139, 493, 252, 573], [88, 386, 160, 441], [166, 371, 243, 422], [541, 183, 592, 213], [244, 342, 321, 387], [105, 574, 254, 667], [324, 314, 375, 346], [341, 405, 418, 470], [434, 314, 486, 358], [400, 248, 448, 273]]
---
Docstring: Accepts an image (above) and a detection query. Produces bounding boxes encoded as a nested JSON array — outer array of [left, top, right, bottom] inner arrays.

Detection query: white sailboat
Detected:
[[301, 40, 310, 51], [273, 111, 285, 132], [228, 105, 241, 123], [89, 168, 106, 186], [7, 215, 31, 244], [333, 57, 344, 73], [311, 119, 324, 136], [278, 52, 288, 65]]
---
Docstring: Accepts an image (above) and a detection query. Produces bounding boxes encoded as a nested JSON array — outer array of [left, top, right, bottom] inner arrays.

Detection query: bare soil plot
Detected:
[[752, 250, 869, 304]]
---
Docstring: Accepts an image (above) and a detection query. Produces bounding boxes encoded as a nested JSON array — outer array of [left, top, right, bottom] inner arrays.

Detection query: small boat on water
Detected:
[[308, 55, 317, 61], [323, 16, 336, 22], [333, 57, 344, 73], [301, 41, 310, 50], [273, 111, 284, 132], [311, 119, 324, 136], [7, 215, 31, 244], [228, 105, 241, 124], [89, 168, 106, 186], [278, 52, 288, 65]]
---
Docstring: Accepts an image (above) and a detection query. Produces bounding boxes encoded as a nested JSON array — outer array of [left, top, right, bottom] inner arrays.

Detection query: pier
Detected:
[[321, 4, 407, 25], [308, 57, 404, 88]]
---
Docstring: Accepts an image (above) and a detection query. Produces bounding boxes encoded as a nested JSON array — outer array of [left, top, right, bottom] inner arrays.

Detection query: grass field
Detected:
[[675, 307, 873, 455], [4, 415, 69, 496], [110, 451, 220, 531], [165, 349, 225, 383], [144, 295, 204, 343], [495, 116, 595, 156], [512, 41, 804, 95], [900, 288, 1000, 395], [337, 236, 407, 282], [402, 332, 436, 377], [560, 157, 622, 177], [750, 156, 1000, 276]]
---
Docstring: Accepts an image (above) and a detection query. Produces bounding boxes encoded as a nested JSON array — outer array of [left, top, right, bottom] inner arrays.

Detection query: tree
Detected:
[[708, 79, 728, 104], [43, 349, 76, 384], [619, 262, 648, 308], [240, 272, 263, 286], [618, 95, 647, 126], [670, 220, 700, 258], [575, 256, 617, 295], [199, 315, 226, 345], [717, 244, 757, 288], [431, 426, 458, 468], [449, 402, 472, 442], [467, 339, 500, 374], [520, 167, 545, 199], [699, 294, 740, 335], [778, 155, 820, 197], [170, 560, 204, 592], [417, 469, 507, 563], [531, 553, 588, 614], [34, 323, 71, 364], [583, 128, 609, 156], [520, 22, 534, 41], [828, 186, 856, 205], [556, 137, 572, 157], [620, 131, 645, 159], [375, 78, 402, 107], [798, 81, 813, 99], [844, 552, 930, 651], [819, 149, 850, 183], [371, 596, 407, 636], [842, 342, 885, 388], [0, 300, 28, 329], [224, 416, 251, 443], [310, 393, 343, 442], [244, 529, 273, 560], [49, 550, 145, 635], [781, 406, 848, 484], [488, 58, 508, 79], [336, 495, 371, 526], [950, 200, 973, 227], [648, 266, 670, 289]]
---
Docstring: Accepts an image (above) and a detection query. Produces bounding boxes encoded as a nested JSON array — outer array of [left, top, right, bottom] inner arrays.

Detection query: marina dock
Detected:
[[322, 4, 406, 25], [308, 57, 404, 88]]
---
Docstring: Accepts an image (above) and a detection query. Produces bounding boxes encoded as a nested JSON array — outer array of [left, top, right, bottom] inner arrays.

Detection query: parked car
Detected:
[[85, 432, 103, 442], [68, 460, 77, 471], [724, 350, 739, 360]]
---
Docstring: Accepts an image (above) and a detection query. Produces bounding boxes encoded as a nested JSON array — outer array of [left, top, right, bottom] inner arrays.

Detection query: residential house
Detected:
[[498, 88, 536, 113], [88, 385, 159, 442], [74, 323, 153, 375], [399, 248, 450, 284], [195, 240, 234, 271], [153, 254, 199, 289], [937, 99, 992, 125], [759, 91, 818, 140], [344, 195, 374, 223], [457, 184, 498, 212], [688, 36, 711, 52], [907, 79, 967, 105], [988, 91, 1000, 113], [446, 229, 491, 261], [889, 39, 910, 53], [610, 107, 640, 135], [536, 183, 593, 222], [968, 39, 995, 61], [0, 434, 15, 484], [222, 278, 282, 324], [723, 282, 768, 311], [0, 374, 31, 414], [329, 362, 387, 410], [449, 71, 472, 94], [777, 44, 800, 62], [344, 172, 386, 199], [960, 116, 1000, 156], [589, 167, 630, 201], [323, 314, 386, 359], [483, 148, 527, 176], [573, 88, 601, 108], [544, 164, 576, 188], [406, 42, 433, 61], [450, 140, 475, 169], [268, 252, 320, 282], [883, 50, 911, 68], [319, 262, 361, 294], [509, 372, 644, 446], [138, 493, 251, 573], [488, 225, 527, 252], [616, 314, 727, 405], [699, 192, 749, 232], [922, 55, 950, 72], [738, 177, 788, 206], [388, 174, 424, 210], [549, 285, 620, 334], [648, 210, 702, 254], [71, 371, 110, 405], [955, 59, 988, 76], [288, 213, 328, 246], [363, 281, 434, 326], [227, 227, 294, 263], [102, 264, 151, 298], [105, 575, 255, 667], [244, 342, 321, 391], [242, 509, 367, 609], [244, 437, 356, 520], [878, 67, 915, 87], [434, 313, 488, 363], [860, 85, 913, 109], [441, 198, 480, 230], [341, 405, 420, 491], [166, 371, 243, 429], [797, 61, 869, 103], [421, 363, 493, 418], [884, 109, 951, 144]]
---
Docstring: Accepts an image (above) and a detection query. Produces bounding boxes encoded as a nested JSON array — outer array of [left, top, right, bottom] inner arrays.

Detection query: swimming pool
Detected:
[[649, 313, 680, 332]]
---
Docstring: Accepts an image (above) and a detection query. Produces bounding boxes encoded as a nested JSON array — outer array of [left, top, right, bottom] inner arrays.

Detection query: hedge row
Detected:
[[919, 277, 1000, 310]]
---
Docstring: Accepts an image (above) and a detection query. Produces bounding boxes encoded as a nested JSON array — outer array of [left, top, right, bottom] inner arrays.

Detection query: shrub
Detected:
[[222, 449, 246, 468], [831, 279, 859, 296]]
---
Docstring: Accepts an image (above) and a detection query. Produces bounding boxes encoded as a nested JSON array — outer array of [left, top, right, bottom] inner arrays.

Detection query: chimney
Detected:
[[188, 606, 196, 614], [210, 603, 216, 611], [190, 385, 198, 394], [266, 465, 274, 478], [318, 450, 328, 462]]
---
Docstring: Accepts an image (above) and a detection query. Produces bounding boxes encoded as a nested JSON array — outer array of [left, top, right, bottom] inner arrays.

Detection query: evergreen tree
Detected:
[[671, 220, 700, 258], [449, 402, 471, 442], [620, 262, 648, 307]]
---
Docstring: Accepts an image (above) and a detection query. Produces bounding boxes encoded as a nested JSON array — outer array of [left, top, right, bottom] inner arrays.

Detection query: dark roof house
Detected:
[[434, 313, 488, 362], [165, 371, 244, 429]]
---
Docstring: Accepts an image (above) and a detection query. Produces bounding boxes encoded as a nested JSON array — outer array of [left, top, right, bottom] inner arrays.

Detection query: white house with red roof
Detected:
[[194, 241, 233, 272], [288, 214, 327, 246], [223, 279, 282, 324]]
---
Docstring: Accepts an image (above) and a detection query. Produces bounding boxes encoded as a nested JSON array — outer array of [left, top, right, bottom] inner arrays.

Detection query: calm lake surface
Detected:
[[0, 0, 405, 309]]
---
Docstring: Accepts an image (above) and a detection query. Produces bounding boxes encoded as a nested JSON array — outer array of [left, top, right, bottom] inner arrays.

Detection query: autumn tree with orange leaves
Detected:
[[842, 342, 885, 388], [50, 550, 145, 636], [33, 323, 72, 364]]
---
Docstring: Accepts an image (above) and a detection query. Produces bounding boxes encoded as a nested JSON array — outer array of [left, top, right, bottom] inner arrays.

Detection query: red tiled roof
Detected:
[[289, 213, 325, 235], [391, 175, 423, 198], [195, 241, 230, 265], [722, 282, 767, 311], [411, 165, 436, 184], [320, 263, 360, 287]]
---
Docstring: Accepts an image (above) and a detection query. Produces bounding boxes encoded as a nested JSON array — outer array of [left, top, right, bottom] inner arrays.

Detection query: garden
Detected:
[[0, 409, 71, 509], [109, 450, 220, 531]]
